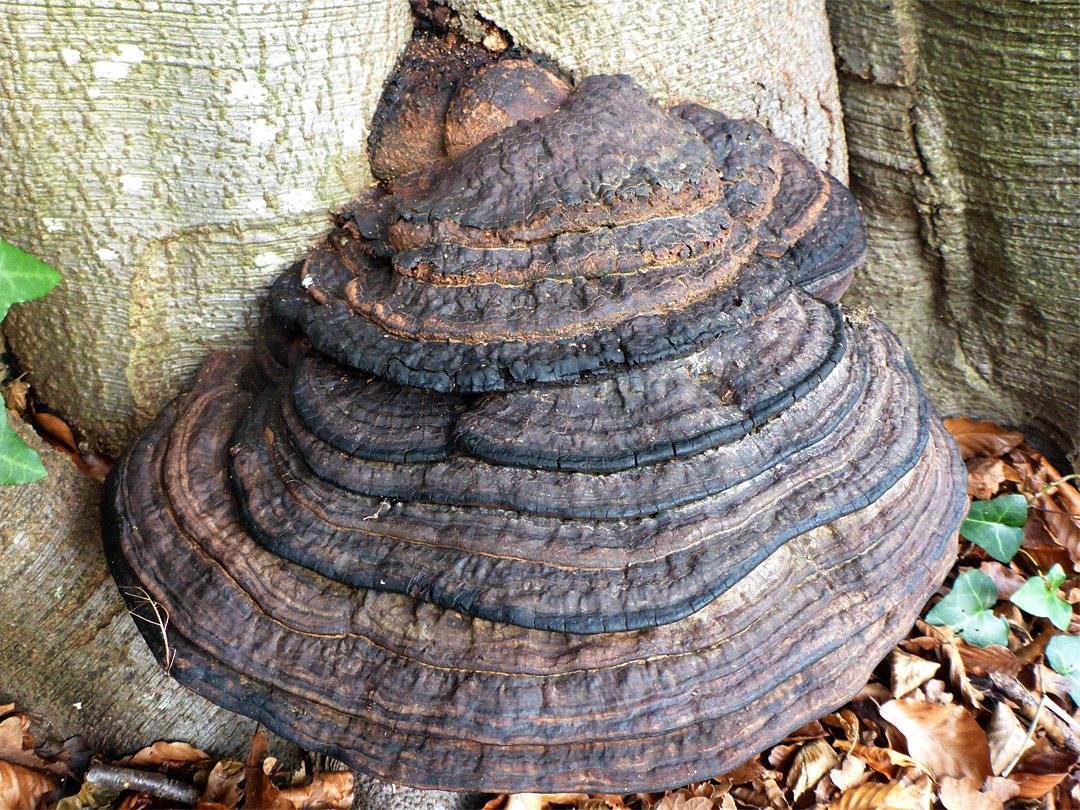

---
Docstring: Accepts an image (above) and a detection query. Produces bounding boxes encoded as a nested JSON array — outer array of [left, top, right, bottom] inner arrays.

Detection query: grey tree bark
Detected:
[[826, 0, 1079, 466], [1, 0, 844, 805]]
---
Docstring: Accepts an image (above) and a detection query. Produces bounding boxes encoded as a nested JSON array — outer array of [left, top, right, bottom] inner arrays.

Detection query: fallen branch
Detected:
[[85, 763, 198, 806]]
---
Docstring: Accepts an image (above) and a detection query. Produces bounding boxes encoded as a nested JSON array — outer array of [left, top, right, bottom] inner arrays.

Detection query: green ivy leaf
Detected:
[[1011, 564, 1073, 630], [1046, 634, 1080, 703], [960, 494, 1029, 562], [0, 236, 61, 485], [0, 410, 47, 485], [0, 236, 61, 322], [925, 569, 1010, 648]]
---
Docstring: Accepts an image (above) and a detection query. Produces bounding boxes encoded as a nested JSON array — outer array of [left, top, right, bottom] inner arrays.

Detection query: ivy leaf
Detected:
[[1046, 635, 1080, 703], [960, 494, 1028, 563], [0, 236, 61, 322], [925, 569, 1010, 648], [1011, 564, 1072, 630], [0, 410, 47, 485], [0, 236, 61, 485]]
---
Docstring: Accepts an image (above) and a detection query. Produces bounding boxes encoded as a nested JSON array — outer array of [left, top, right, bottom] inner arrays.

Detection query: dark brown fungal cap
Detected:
[[104, 47, 967, 794]]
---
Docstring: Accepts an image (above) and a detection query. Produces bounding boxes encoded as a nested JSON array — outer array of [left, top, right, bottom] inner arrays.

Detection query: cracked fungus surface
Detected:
[[103, 52, 968, 793]]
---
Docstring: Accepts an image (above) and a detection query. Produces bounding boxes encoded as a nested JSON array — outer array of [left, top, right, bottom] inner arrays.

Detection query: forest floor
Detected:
[[1, 418, 1078, 810]]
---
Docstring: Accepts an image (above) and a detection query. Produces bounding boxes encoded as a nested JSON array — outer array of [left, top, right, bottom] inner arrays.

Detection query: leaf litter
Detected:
[[4, 418, 1080, 809]]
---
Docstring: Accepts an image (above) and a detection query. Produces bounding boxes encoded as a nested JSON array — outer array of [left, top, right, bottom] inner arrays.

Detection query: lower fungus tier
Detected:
[[102, 308, 967, 793]]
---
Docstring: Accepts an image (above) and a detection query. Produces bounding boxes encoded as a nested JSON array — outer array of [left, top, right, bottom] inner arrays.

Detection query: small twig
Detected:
[[120, 586, 175, 673], [1037, 475, 1079, 498], [85, 764, 198, 806]]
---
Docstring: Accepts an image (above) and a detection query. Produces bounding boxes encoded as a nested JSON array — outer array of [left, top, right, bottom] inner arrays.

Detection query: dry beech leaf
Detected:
[[938, 776, 1003, 810], [0, 760, 57, 810], [982, 776, 1022, 803], [125, 740, 209, 769], [828, 755, 868, 793], [0, 717, 27, 753], [1009, 750, 1078, 799], [277, 772, 354, 810], [986, 701, 1033, 776], [653, 796, 712, 810], [965, 456, 1019, 500], [781, 719, 827, 742], [977, 562, 1027, 601], [719, 756, 777, 786], [242, 732, 291, 810], [833, 742, 928, 780], [888, 650, 940, 698], [786, 739, 839, 800], [878, 699, 992, 782], [827, 780, 924, 810], [32, 411, 77, 454], [199, 759, 244, 808], [944, 418, 1025, 460]]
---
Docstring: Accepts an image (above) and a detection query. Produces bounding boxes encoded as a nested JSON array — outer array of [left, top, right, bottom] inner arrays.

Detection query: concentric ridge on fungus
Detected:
[[103, 47, 967, 794]]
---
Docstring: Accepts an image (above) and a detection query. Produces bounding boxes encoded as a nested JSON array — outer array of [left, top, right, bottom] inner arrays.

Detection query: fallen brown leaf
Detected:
[[241, 732, 290, 810], [718, 755, 778, 786], [977, 561, 1027, 601], [965, 456, 1020, 500], [826, 780, 925, 810], [944, 418, 1025, 460], [125, 741, 209, 770], [786, 739, 839, 801], [277, 772, 353, 810], [1008, 750, 1078, 799], [878, 699, 992, 782], [198, 759, 244, 809], [827, 755, 867, 793], [986, 701, 1033, 776], [0, 717, 28, 754], [833, 742, 928, 780], [0, 761, 58, 810], [938, 776, 1003, 810], [888, 650, 939, 698]]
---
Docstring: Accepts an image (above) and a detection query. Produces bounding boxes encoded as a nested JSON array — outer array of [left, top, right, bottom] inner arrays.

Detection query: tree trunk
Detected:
[[1, 0, 412, 454], [1, 0, 845, 803], [826, 0, 1079, 466]]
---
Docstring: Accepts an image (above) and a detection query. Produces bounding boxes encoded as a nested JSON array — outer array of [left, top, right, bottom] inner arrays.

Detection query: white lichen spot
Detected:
[[279, 188, 315, 214], [41, 218, 64, 233], [228, 80, 269, 105], [244, 196, 269, 214], [96, 247, 120, 262], [60, 48, 82, 66], [92, 60, 130, 80], [120, 174, 143, 193], [340, 117, 366, 148], [254, 252, 281, 268], [87, 87, 102, 99], [249, 118, 277, 145], [116, 44, 146, 64], [90, 44, 146, 80]]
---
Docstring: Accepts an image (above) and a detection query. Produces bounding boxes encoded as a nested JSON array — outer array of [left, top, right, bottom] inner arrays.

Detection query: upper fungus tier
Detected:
[[103, 43, 967, 795], [272, 66, 864, 392]]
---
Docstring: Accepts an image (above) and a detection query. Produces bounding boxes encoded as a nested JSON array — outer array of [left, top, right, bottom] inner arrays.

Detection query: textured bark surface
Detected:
[[0, 0, 412, 454], [826, 0, 1080, 465], [0, 418, 261, 755]]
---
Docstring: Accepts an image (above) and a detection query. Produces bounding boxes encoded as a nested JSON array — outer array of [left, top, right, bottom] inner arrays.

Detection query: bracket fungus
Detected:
[[103, 45, 968, 793]]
